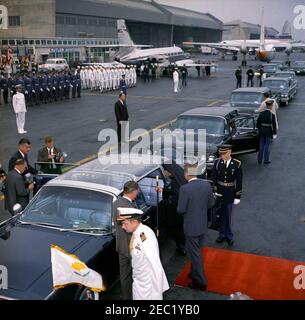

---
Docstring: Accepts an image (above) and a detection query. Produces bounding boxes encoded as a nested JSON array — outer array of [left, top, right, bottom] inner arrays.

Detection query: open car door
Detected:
[[230, 115, 259, 155]]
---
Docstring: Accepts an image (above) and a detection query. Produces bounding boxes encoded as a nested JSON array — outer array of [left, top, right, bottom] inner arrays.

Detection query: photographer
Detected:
[[37, 136, 65, 174], [4, 159, 34, 215]]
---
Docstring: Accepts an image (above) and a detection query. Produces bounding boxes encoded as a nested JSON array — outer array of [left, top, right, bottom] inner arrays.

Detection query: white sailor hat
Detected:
[[117, 207, 143, 221]]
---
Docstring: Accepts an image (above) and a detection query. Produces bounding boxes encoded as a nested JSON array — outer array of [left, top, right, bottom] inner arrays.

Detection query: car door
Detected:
[[229, 116, 259, 155]]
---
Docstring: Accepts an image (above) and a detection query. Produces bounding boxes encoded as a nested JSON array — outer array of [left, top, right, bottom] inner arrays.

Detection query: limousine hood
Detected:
[[0, 223, 110, 300]]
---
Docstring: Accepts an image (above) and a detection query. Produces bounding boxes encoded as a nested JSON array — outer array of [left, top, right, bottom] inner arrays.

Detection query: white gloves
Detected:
[[234, 199, 241, 205], [214, 193, 222, 197], [273, 134, 277, 139]]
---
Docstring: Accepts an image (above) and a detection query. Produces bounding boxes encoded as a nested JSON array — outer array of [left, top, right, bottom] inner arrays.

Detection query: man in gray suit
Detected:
[[4, 159, 34, 215], [113, 181, 139, 300], [177, 163, 215, 291]]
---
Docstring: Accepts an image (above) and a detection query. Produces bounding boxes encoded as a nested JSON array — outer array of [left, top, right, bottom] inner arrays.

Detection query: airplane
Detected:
[[114, 20, 190, 65], [183, 8, 305, 63]]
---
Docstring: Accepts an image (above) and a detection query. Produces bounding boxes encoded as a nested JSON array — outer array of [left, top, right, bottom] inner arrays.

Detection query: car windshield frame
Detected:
[[175, 115, 226, 136], [20, 186, 114, 235], [263, 79, 288, 89], [231, 92, 264, 105]]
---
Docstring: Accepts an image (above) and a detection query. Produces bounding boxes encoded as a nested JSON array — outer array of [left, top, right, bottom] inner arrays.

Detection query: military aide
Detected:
[[211, 144, 243, 245]]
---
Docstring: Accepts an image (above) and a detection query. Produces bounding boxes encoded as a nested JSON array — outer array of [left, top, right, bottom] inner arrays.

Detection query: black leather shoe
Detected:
[[216, 237, 225, 243], [227, 239, 234, 246], [264, 161, 271, 164], [188, 282, 207, 291]]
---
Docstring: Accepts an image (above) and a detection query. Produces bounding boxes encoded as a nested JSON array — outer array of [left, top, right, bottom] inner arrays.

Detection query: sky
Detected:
[[157, 0, 305, 41]]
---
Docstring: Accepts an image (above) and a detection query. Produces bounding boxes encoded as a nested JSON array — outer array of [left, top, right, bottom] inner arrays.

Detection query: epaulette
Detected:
[[233, 158, 242, 168], [140, 232, 147, 242]]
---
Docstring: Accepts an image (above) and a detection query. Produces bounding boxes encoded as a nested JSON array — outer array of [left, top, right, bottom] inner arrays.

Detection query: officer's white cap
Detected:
[[117, 207, 143, 221]]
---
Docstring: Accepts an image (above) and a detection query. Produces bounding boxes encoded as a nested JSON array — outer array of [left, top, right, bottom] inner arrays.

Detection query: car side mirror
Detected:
[[12, 203, 22, 215]]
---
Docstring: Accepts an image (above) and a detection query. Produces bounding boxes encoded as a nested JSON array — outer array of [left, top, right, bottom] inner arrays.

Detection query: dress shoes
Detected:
[[226, 239, 234, 246], [216, 236, 225, 243]]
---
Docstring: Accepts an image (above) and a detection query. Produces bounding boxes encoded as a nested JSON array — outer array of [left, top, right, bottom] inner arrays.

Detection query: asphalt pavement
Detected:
[[1, 52, 305, 299]]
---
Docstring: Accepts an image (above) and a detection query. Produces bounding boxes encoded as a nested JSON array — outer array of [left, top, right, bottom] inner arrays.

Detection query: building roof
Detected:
[[225, 19, 279, 37], [56, 0, 223, 30]]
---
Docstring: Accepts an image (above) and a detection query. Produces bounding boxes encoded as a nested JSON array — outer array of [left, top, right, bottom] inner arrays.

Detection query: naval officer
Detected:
[[211, 144, 243, 245], [118, 207, 169, 300]]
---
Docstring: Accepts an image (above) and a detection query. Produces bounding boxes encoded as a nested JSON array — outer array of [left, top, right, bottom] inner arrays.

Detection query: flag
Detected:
[[7, 46, 12, 65], [50, 245, 106, 293]]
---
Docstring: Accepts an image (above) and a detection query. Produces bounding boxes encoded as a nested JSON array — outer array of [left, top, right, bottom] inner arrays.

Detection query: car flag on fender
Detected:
[[50, 245, 106, 292]]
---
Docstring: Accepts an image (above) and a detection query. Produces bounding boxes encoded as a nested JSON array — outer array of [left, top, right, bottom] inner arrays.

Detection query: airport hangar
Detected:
[[0, 0, 223, 64]]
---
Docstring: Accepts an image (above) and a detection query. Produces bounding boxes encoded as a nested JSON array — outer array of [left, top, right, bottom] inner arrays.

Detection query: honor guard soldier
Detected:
[[58, 72, 65, 100], [75, 68, 82, 98], [0, 74, 9, 104], [119, 74, 128, 96], [8, 74, 16, 101], [211, 144, 243, 246], [64, 72, 70, 99], [118, 207, 169, 300], [46, 72, 53, 103], [51, 72, 59, 102], [70, 71, 77, 98], [24, 73, 33, 106], [32, 72, 40, 105]]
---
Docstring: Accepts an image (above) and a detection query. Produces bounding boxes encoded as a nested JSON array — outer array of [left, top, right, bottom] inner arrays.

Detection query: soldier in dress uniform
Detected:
[[0, 74, 9, 104], [64, 71, 71, 99], [70, 71, 77, 98], [58, 71, 65, 101], [32, 72, 40, 105], [24, 73, 33, 106], [75, 69, 82, 98], [211, 144, 242, 246], [118, 207, 169, 300]]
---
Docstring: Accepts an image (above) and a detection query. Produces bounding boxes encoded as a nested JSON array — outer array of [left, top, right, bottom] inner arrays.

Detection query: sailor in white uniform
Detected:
[[118, 207, 169, 300]]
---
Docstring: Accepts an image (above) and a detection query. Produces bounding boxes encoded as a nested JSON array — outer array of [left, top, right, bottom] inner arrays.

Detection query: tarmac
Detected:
[[1, 52, 305, 299]]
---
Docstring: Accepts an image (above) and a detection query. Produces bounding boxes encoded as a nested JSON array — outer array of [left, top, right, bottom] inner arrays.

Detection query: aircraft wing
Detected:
[[183, 41, 260, 53]]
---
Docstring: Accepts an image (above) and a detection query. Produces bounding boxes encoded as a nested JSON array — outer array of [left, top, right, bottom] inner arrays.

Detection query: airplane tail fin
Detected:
[[260, 7, 265, 50], [117, 19, 135, 46]]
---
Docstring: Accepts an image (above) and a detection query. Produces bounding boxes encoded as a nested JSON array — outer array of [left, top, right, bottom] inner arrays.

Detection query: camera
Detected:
[[24, 172, 34, 185]]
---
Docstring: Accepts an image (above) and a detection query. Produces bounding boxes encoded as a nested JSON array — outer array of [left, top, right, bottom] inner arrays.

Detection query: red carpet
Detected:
[[175, 247, 305, 300]]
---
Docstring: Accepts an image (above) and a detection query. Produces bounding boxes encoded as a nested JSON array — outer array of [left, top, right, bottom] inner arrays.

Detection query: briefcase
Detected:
[[207, 195, 224, 231]]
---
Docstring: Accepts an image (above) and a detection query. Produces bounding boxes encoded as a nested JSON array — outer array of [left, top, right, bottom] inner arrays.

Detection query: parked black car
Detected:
[[263, 76, 297, 106], [291, 61, 305, 75], [147, 107, 259, 172], [262, 63, 281, 77], [0, 157, 177, 300], [227, 87, 280, 117]]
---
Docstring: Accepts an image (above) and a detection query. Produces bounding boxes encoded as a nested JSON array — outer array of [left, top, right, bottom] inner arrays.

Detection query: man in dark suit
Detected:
[[112, 181, 139, 300], [177, 163, 215, 291], [37, 136, 64, 174], [114, 93, 129, 144], [4, 159, 34, 215], [8, 138, 37, 175]]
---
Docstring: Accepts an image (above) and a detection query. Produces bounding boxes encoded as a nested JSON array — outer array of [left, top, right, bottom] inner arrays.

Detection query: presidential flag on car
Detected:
[[50, 245, 106, 293]]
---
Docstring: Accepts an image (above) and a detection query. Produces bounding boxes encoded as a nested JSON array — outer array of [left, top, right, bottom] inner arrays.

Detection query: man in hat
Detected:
[[118, 207, 169, 300], [257, 100, 277, 164], [235, 66, 242, 88], [12, 84, 27, 134], [211, 145, 243, 245], [112, 181, 139, 300], [258, 94, 279, 130]]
